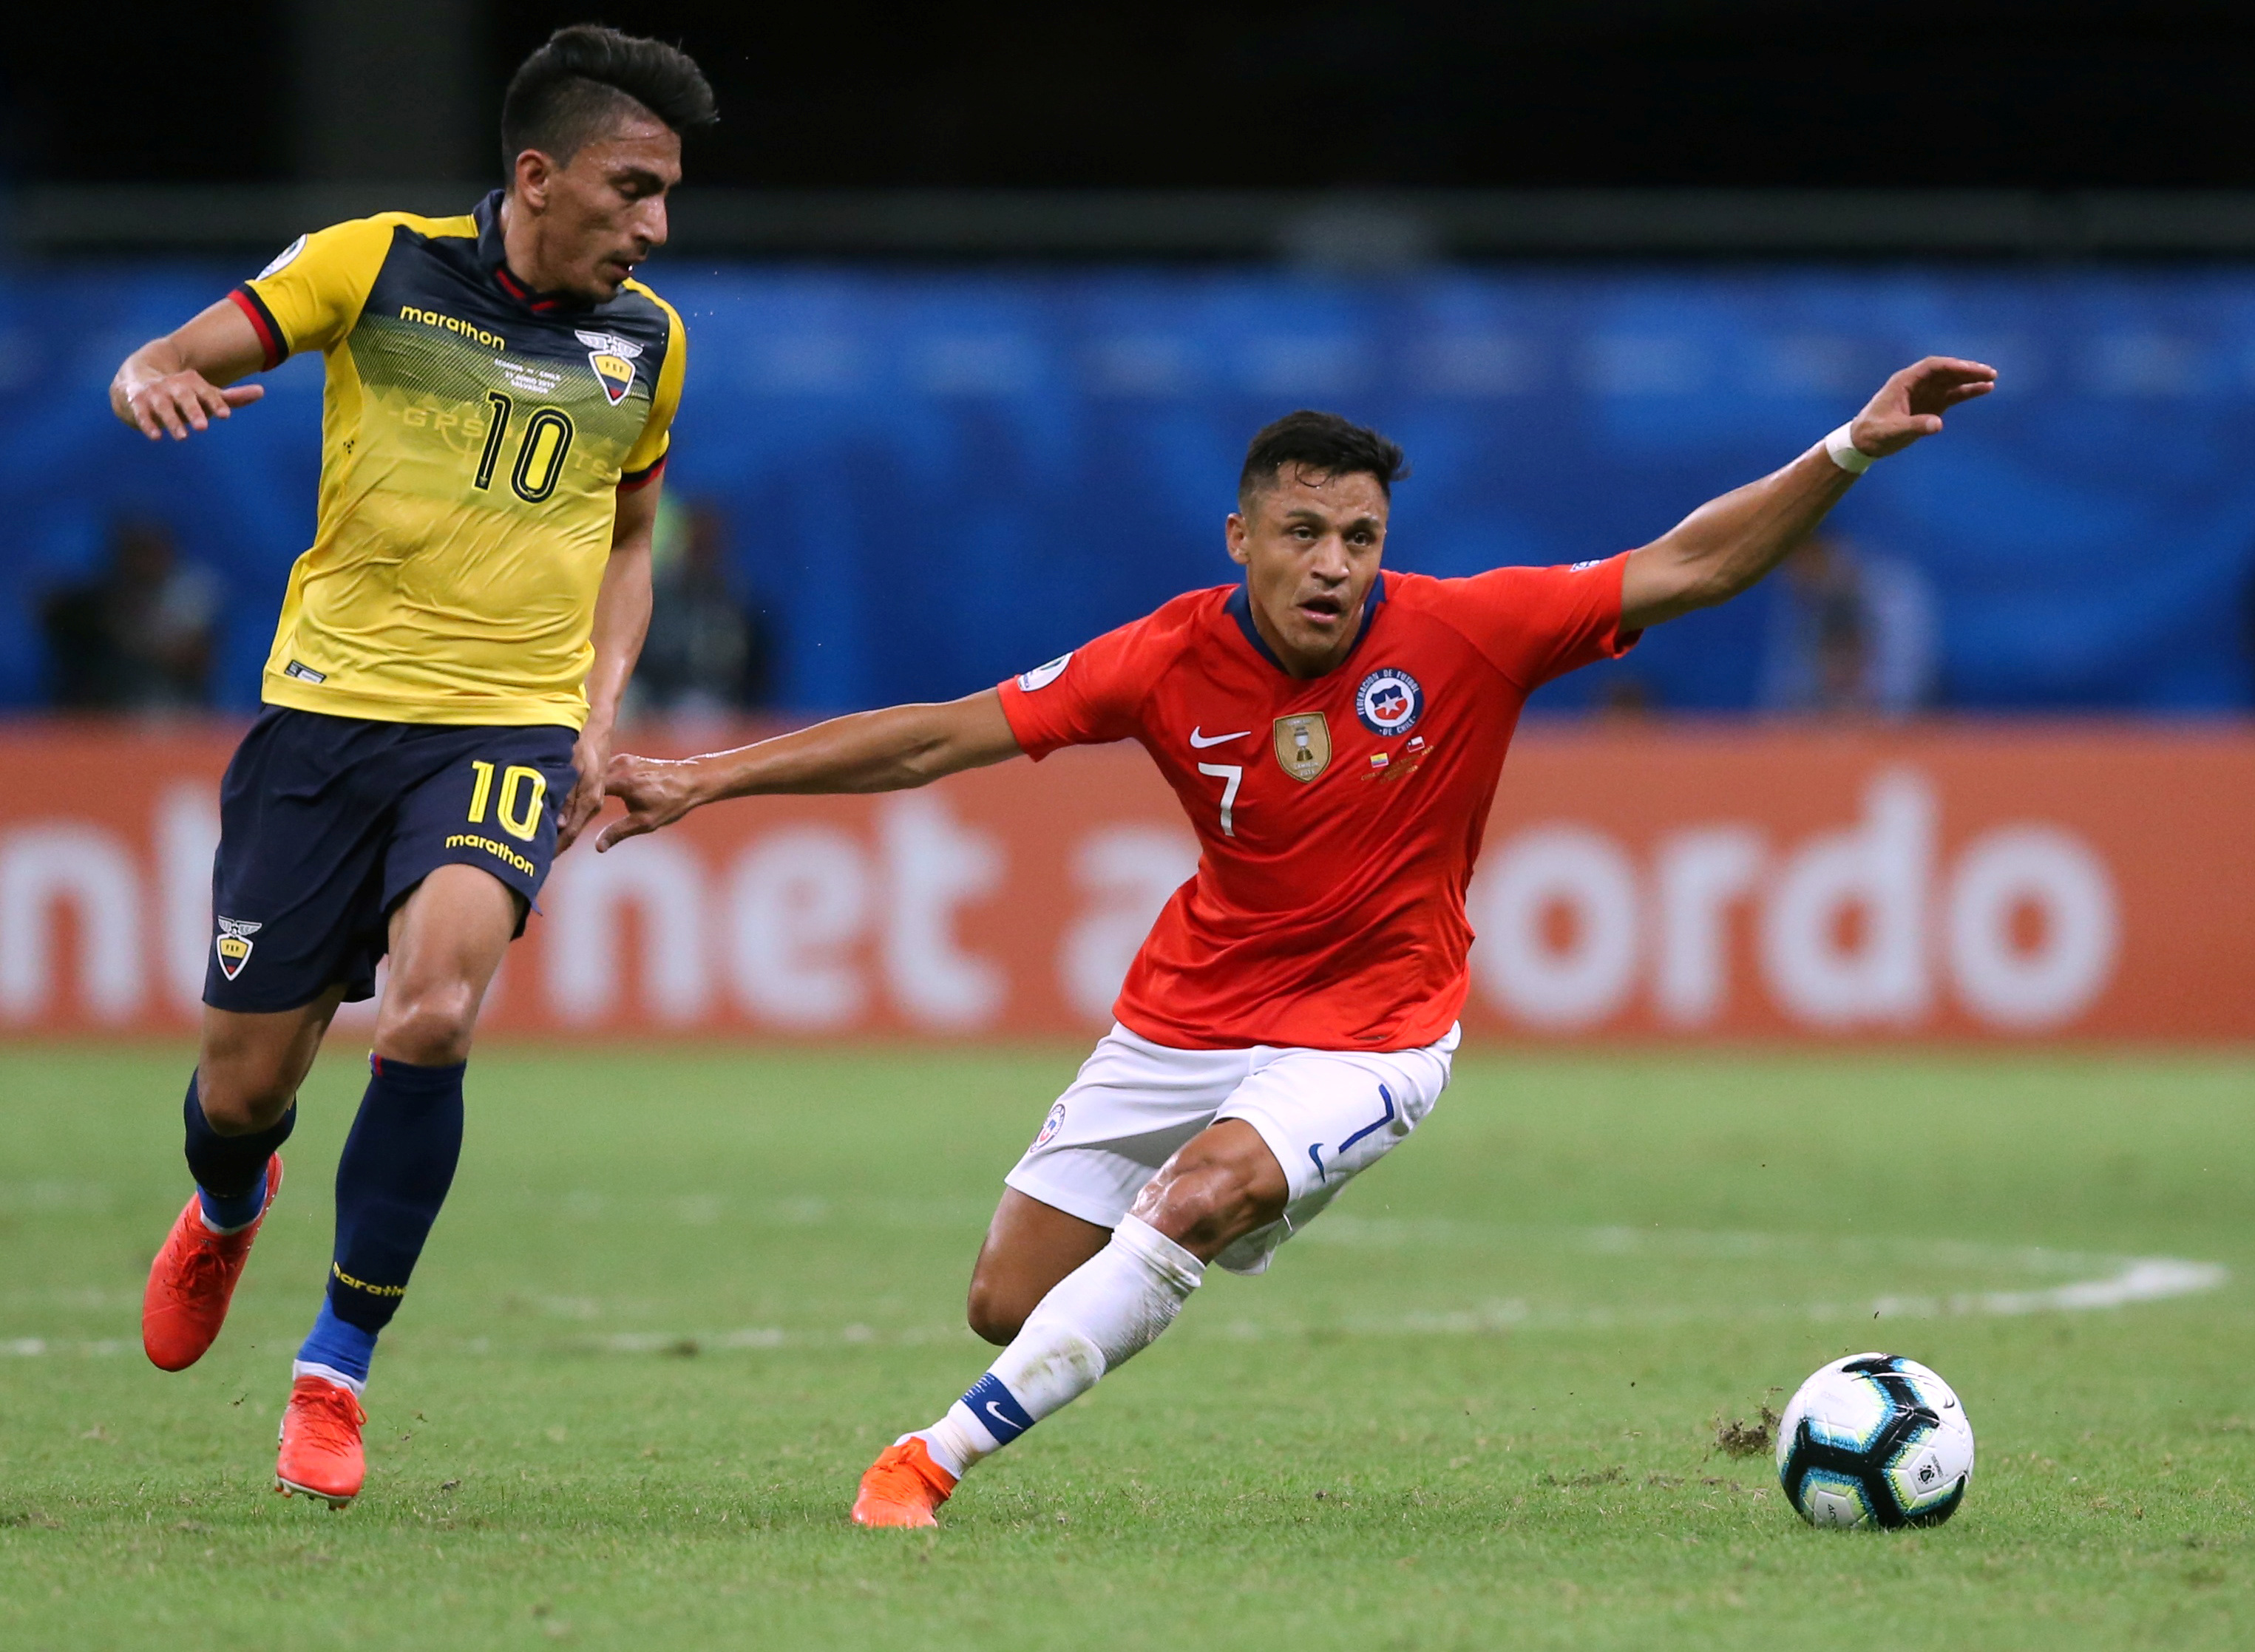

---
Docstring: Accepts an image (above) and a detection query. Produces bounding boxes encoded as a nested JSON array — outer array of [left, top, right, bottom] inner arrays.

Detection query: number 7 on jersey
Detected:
[[1196, 762, 1241, 837]]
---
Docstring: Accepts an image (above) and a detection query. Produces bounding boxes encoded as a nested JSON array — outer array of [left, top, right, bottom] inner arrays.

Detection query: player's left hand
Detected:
[[1847, 356, 1998, 459], [556, 726, 613, 853]]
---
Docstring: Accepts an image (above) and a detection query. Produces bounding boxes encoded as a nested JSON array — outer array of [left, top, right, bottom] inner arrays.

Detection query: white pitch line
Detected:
[[584, 1322, 973, 1355], [1332, 1254, 2231, 1341], [565, 1249, 2232, 1356], [1, 1240, 2226, 1358], [0, 1338, 124, 1357], [1872, 1257, 2231, 1320]]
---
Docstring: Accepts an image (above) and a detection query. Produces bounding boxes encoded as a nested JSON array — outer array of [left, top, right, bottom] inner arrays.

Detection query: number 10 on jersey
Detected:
[[474, 391, 574, 504]]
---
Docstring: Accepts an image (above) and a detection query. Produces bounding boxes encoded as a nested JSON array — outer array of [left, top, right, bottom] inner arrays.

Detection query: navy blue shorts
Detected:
[[205, 707, 578, 1013]]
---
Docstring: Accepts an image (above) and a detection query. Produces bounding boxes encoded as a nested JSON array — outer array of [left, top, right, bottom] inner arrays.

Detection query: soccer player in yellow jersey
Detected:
[[107, 26, 715, 1508]]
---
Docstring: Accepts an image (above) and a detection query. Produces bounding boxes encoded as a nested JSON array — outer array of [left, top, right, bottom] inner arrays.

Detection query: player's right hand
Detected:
[[120, 371, 265, 441], [1845, 356, 1995, 459], [596, 752, 702, 851]]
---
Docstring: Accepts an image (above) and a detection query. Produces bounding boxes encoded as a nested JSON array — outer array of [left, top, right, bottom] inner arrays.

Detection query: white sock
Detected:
[[918, 1214, 1202, 1478], [292, 1359, 367, 1397]]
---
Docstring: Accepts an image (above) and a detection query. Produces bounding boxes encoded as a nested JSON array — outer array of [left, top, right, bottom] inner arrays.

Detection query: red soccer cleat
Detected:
[[276, 1373, 367, 1508], [851, 1436, 959, 1529], [140, 1155, 285, 1372]]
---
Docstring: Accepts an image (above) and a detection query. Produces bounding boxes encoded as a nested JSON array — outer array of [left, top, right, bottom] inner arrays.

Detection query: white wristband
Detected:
[[1824, 424, 1875, 475]]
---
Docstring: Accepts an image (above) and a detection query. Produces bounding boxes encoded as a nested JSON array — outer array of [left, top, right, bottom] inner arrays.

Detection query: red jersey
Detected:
[[997, 554, 1640, 1051]]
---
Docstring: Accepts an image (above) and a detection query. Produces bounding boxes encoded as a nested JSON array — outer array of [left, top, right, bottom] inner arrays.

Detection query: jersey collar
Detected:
[[475, 188, 577, 315], [1225, 573, 1388, 679]]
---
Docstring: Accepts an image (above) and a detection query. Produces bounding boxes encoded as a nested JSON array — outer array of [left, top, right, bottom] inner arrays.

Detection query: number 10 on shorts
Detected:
[[466, 760, 549, 841]]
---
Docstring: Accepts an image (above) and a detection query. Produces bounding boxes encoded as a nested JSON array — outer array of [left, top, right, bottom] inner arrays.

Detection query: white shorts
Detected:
[[1004, 1021, 1459, 1276]]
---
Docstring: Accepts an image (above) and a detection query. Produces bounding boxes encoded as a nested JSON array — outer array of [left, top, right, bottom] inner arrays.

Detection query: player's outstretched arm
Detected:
[[595, 689, 1024, 851], [109, 299, 270, 441], [1618, 356, 1995, 631]]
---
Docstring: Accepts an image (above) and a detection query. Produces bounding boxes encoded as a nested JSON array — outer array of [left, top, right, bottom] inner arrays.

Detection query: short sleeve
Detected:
[[231, 217, 395, 368], [997, 616, 1154, 761], [1442, 553, 1641, 690], [620, 295, 686, 490]]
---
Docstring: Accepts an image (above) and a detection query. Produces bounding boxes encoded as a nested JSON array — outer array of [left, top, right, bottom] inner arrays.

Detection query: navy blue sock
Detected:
[[318, 1056, 466, 1356], [182, 1073, 295, 1231]]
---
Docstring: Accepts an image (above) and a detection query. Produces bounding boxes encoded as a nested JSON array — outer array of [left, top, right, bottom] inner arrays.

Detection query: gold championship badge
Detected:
[[1272, 713, 1332, 782]]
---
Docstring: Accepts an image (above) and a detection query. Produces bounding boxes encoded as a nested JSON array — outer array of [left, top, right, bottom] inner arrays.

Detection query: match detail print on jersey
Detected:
[[228, 191, 686, 730]]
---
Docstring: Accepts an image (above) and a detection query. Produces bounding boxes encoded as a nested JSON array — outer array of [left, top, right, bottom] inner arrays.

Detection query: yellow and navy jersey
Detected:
[[229, 189, 685, 729]]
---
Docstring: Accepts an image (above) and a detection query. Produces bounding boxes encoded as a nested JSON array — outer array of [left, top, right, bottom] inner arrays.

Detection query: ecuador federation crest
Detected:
[[575, 328, 643, 406], [1272, 712, 1332, 783], [214, 917, 262, 982]]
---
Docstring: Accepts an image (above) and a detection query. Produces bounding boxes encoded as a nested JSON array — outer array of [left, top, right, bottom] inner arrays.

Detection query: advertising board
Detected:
[[0, 723, 2243, 1041]]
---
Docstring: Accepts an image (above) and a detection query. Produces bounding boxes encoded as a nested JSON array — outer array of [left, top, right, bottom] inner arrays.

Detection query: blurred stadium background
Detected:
[[8, 7, 2255, 1645], [4, 1, 2252, 1044]]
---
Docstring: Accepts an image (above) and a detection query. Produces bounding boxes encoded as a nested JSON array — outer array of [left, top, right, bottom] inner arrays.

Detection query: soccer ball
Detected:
[[1776, 1353, 1974, 1529]]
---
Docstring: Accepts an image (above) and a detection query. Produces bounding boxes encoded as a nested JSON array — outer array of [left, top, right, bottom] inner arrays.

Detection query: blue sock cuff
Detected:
[[961, 1373, 1035, 1444], [196, 1166, 269, 1234], [298, 1299, 379, 1384], [183, 1072, 294, 1226]]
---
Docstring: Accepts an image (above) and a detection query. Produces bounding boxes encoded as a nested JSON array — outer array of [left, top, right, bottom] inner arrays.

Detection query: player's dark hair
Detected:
[[501, 25, 717, 179], [1238, 410, 1410, 508]]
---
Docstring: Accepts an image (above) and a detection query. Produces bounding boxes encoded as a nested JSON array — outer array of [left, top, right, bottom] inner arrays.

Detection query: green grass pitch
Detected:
[[3, 1042, 2251, 1649]]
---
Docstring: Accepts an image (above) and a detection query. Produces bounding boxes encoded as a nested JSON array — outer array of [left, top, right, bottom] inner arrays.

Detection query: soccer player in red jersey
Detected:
[[600, 354, 1995, 1526]]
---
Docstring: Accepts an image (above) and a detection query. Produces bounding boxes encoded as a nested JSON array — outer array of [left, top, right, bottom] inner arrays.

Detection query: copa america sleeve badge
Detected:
[[1017, 653, 1074, 692]]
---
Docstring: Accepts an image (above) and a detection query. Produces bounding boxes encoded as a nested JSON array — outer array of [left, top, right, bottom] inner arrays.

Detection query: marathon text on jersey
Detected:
[[398, 305, 506, 351]]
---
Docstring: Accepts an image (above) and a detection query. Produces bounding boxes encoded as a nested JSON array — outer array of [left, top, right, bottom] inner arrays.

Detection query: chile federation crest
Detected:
[[1354, 668, 1425, 737]]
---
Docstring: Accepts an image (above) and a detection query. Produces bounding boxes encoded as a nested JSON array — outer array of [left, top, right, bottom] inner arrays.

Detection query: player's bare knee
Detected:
[[964, 1281, 1028, 1346], [374, 984, 479, 1067], [1137, 1161, 1281, 1257], [194, 1067, 296, 1134]]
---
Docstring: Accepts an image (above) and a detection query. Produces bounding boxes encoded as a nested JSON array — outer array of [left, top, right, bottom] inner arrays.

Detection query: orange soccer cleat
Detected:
[[276, 1373, 367, 1508], [851, 1436, 960, 1529], [140, 1155, 285, 1372]]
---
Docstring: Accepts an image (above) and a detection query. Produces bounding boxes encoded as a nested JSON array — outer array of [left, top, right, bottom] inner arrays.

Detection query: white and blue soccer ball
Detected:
[[1776, 1353, 1974, 1529]]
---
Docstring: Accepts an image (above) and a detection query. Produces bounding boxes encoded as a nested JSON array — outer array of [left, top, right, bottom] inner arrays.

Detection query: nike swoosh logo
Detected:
[[1190, 727, 1251, 748], [985, 1402, 1017, 1429]]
